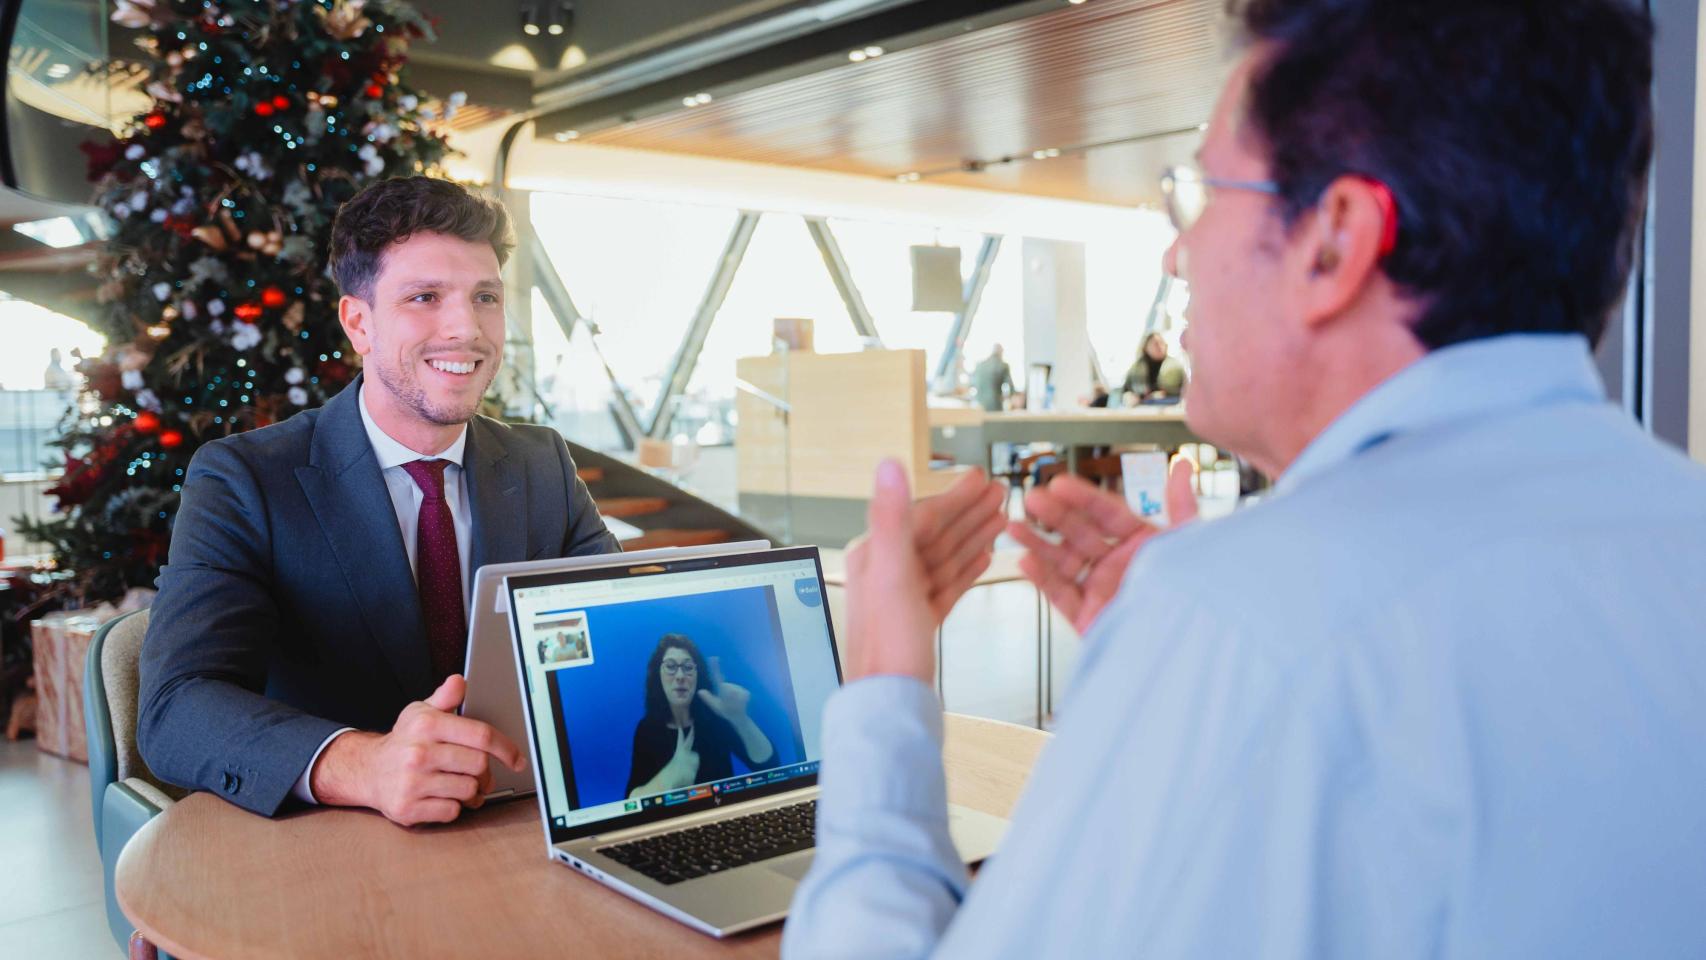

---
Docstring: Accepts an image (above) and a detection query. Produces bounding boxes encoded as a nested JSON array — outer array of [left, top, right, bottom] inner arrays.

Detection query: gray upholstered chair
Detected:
[[84, 608, 184, 956]]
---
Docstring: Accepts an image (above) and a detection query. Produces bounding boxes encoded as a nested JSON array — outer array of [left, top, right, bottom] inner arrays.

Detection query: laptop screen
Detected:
[[506, 547, 841, 843]]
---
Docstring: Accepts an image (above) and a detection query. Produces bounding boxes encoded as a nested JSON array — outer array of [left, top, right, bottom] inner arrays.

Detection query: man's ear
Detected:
[[1294, 176, 1395, 329], [338, 294, 374, 355]]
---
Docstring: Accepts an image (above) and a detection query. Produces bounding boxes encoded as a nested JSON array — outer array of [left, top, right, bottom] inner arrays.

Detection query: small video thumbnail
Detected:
[[533, 612, 594, 670]]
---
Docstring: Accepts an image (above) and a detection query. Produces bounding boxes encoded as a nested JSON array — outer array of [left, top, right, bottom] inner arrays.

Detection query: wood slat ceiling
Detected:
[[576, 0, 1227, 208]]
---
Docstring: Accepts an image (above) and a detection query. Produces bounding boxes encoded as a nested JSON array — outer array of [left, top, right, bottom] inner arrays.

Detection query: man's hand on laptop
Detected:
[[842, 460, 1003, 684], [1007, 458, 1197, 635], [309, 674, 526, 826]]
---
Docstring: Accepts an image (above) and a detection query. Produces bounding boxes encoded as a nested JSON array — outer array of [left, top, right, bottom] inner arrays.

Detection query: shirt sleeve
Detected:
[[291, 727, 356, 805], [782, 676, 967, 960]]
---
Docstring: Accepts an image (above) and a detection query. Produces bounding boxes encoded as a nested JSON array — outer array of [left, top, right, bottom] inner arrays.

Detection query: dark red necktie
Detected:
[[401, 459, 466, 683]]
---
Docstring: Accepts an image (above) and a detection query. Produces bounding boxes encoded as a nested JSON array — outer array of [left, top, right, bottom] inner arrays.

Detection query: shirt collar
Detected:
[[1278, 333, 1605, 493], [357, 384, 467, 470]]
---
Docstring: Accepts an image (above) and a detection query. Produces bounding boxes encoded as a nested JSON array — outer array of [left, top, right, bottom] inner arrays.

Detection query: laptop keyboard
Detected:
[[596, 799, 818, 885]]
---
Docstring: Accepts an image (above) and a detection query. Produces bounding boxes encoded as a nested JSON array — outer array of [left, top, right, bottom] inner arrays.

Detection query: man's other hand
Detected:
[[310, 674, 526, 827], [1008, 457, 1198, 635]]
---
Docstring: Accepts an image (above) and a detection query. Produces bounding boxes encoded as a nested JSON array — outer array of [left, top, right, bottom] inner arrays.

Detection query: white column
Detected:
[[1021, 238, 1091, 409]]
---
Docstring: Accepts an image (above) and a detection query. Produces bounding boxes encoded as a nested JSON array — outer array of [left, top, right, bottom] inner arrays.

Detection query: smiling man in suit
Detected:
[[138, 177, 620, 825]]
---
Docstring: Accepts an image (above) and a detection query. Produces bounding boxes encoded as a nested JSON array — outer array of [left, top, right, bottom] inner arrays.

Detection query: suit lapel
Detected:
[[466, 417, 527, 575], [295, 376, 433, 697]]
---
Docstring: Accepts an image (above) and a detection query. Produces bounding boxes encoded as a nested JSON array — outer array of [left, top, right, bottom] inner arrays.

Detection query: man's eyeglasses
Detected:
[[1161, 164, 1401, 257], [1160, 164, 1280, 234], [661, 660, 698, 678]]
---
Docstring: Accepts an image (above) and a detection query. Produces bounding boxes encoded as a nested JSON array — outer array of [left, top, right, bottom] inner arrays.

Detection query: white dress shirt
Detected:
[[784, 334, 1706, 957], [291, 385, 474, 803]]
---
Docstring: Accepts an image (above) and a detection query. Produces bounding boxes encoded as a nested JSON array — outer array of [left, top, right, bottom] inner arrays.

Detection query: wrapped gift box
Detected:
[[32, 611, 101, 763], [30, 589, 155, 763]]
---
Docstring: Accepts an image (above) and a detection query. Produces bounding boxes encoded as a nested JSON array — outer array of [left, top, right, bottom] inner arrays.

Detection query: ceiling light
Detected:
[[520, 0, 541, 36], [1031, 148, 1061, 160], [553, 130, 579, 142], [682, 96, 698, 107], [1068, 0, 1088, 5], [46, 63, 71, 79], [863, 46, 884, 58], [694, 92, 713, 105], [547, 22, 564, 35], [848, 49, 867, 62], [523, 21, 541, 36]]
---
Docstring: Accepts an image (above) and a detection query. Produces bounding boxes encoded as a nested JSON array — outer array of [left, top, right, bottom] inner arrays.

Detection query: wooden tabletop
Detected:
[[117, 714, 1050, 960]]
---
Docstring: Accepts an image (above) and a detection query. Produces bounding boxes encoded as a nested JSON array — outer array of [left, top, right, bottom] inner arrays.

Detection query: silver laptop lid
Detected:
[[506, 546, 841, 848]]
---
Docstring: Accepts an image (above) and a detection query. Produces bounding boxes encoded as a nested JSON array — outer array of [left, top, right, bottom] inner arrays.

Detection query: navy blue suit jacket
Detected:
[[137, 376, 619, 815]]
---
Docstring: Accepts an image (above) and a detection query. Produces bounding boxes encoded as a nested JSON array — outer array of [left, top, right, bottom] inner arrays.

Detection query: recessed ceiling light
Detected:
[[694, 92, 713, 105], [863, 46, 884, 58], [682, 96, 698, 107], [553, 130, 579, 142], [46, 63, 71, 79], [848, 49, 867, 62], [1069, 0, 1088, 5]]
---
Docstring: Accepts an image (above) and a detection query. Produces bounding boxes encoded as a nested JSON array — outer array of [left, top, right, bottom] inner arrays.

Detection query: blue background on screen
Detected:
[[551, 585, 806, 808]]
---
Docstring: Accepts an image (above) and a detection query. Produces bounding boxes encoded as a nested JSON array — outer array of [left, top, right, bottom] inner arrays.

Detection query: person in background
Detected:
[[1120, 331, 1186, 404], [783, 0, 1706, 956], [42, 348, 73, 392], [971, 344, 1014, 413]]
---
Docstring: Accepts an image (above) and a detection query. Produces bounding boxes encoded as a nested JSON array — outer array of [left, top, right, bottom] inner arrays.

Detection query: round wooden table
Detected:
[[117, 714, 1049, 959]]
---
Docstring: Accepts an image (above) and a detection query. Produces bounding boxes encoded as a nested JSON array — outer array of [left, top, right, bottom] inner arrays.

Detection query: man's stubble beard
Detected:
[[371, 349, 497, 426]]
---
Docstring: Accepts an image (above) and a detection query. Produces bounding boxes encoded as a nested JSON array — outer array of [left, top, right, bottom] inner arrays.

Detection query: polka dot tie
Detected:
[[401, 459, 466, 684]]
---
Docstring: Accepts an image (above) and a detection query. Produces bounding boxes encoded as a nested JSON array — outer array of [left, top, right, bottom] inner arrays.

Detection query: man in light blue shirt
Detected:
[[784, 1, 1706, 956]]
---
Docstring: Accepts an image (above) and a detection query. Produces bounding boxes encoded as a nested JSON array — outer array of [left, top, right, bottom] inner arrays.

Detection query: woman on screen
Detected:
[[626, 634, 777, 800]]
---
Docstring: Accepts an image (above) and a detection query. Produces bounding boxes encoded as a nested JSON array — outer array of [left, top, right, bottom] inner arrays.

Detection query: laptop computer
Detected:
[[503, 545, 1010, 937], [461, 541, 771, 802]]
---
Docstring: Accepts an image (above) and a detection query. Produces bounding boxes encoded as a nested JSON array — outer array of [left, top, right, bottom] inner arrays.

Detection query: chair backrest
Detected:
[[84, 609, 180, 846]]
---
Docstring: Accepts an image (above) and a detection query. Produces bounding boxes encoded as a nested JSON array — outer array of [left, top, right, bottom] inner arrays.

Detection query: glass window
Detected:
[[0, 296, 106, 475], [529, 192, 736, 419], [679, 215, 861, 443]]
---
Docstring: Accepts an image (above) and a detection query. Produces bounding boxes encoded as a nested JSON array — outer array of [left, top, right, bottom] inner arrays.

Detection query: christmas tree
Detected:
[[18, 0, 458, 601]]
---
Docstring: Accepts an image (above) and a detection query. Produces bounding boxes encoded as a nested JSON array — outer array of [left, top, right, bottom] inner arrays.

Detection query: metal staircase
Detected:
[[566, 441, 775, 551]]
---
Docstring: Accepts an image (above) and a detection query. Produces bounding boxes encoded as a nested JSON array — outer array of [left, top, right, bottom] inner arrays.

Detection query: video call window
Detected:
[[543, 584, 809, 812]]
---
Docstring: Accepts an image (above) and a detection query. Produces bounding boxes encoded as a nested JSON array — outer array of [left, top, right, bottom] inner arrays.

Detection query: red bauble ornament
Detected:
[[271, 94, 290, 110], [364, 83, 384, 99], [261, 286, 287, 308], [159, 429, 184, 450], [133, 411, 161, 434], [254, 102, 275, 117], [234, 303, 263, 322], [143, 112, 167, 130]]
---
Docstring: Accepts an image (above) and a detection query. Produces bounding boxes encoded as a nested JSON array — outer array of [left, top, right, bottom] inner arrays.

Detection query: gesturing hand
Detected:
[[311, 674, 527, 827], [908, 468, 1008, 625], [841, 460, 943, 683], [695, 656, 753, 725], [1008, 458, 1198, 635], [659, 726, 701, 790]]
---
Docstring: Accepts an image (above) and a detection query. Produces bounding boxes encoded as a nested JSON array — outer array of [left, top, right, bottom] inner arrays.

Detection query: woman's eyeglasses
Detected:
[[661, 660, 698, 677]]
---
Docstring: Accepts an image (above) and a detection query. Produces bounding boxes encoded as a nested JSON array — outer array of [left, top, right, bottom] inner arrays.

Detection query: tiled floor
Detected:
[[0, 738, 117, 959]]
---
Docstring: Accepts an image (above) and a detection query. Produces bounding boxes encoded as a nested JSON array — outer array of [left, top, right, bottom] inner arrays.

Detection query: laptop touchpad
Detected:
[[767, 853, 814, 882]]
